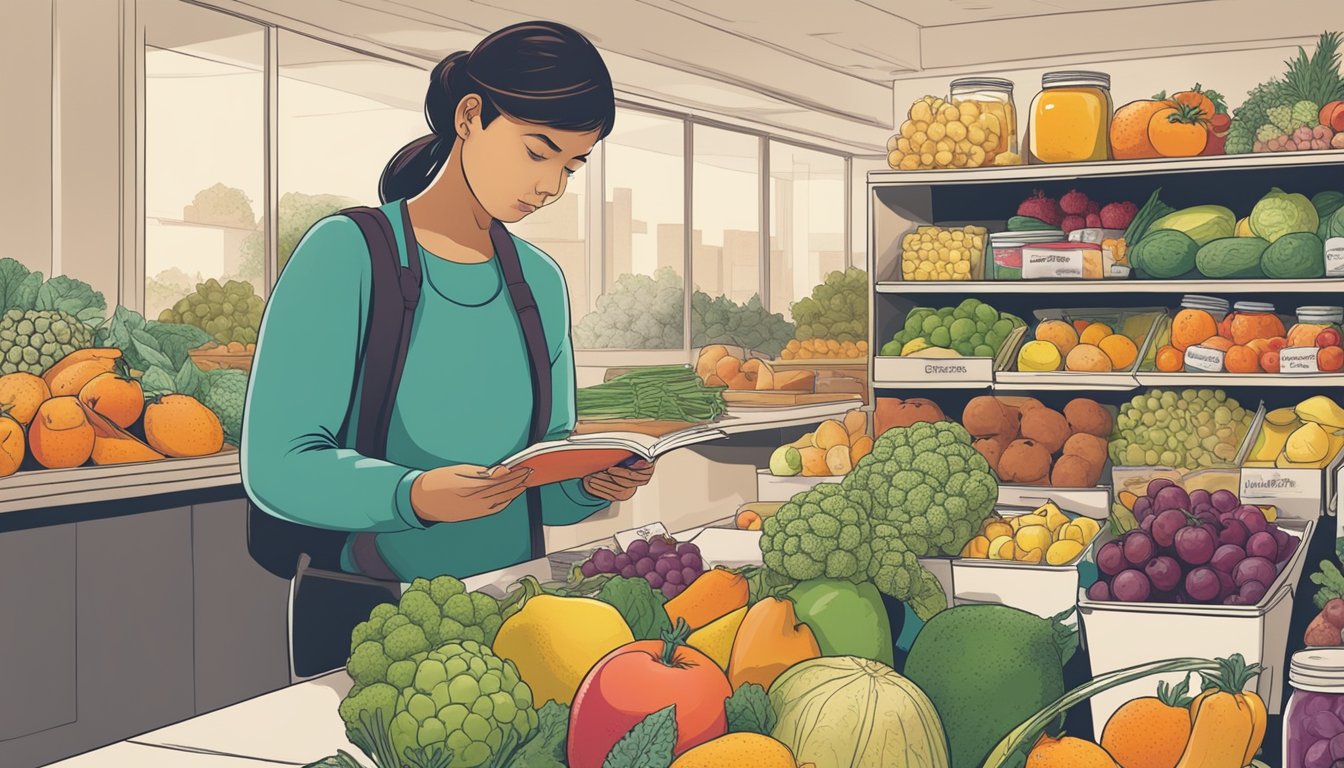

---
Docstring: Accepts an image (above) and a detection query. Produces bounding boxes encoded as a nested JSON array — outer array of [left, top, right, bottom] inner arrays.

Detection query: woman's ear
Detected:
[[455, 94, 483, 141]]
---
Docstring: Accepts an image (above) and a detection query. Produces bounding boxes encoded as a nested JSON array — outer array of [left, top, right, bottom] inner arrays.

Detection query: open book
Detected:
[[503, 425, 728, 487]]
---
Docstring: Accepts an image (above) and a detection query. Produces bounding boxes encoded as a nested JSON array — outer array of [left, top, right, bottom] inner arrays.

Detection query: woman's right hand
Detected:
[[409, 464, 532, 524]]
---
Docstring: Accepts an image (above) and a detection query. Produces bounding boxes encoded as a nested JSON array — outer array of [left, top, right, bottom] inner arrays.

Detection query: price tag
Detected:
[[1241, 469, 1313, 502], [1326, 237, 1344, 277], [1280, 346, 1321, 374], [1022, 247, 1084, 279], [1183, 345, 1225, 373], [614, 523, 669, 553]]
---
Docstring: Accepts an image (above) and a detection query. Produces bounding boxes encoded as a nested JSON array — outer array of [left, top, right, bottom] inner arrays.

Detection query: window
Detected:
[[573, 108, 686, 351], [692, 126, 759, 307], [143, 0, 265, 336], [277, 32, 426, 276], [508, 168, 589, 320], [769, 143, 847, 315]]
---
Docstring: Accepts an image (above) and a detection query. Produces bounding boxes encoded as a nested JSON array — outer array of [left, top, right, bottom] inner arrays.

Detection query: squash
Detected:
[[727, 598, 821, 691], [769, 656, 950, 768], [663, 567, 748, 632], [1149, 205, 1236, 247]]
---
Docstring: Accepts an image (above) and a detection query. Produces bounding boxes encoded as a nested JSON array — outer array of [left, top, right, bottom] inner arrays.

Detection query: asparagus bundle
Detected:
[[577, 365, 727, 422]]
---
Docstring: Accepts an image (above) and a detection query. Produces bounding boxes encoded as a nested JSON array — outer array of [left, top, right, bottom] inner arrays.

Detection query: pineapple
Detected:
[[1282, 32, 1344, 111]]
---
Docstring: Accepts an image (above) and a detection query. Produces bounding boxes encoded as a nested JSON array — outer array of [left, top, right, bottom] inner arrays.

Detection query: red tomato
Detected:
[[1316, 329, 1342, 349], [567, 622, 731, 768]]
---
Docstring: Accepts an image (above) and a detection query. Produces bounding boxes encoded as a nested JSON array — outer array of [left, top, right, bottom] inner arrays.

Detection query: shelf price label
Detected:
[[1240, 469, 1312, 502], [1183, 345, 1225, 373], [614, 523, 669, 553], [1280, 346, 1321, 374], [1326, 237, 1344, 278], [1021, 247, 1085, 280]]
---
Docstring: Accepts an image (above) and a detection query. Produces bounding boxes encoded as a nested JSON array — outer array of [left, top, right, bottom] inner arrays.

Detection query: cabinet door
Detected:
[[192, 498, 290, 714], [0, 524, 76, 741]]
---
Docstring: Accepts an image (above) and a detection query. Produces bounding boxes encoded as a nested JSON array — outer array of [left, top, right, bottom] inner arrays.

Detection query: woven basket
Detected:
[[187, 349, 254, 373]]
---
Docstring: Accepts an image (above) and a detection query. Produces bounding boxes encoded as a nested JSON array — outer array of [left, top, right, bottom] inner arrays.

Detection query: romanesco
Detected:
[[1293, 99, 1321, 126], [201, 368, 247, 445], [0, 309, 94, 376], [1267, 104, 1296, 133], [1256, 124, 1286, 143], [760, 483, 871, 582]]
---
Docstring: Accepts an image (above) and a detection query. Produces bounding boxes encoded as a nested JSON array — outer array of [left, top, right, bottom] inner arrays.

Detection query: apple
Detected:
[[1322, 101, 1344, 133], [1316, 328, 1342, 348], [1268, 337, 1288, 352], [1261, 351, 1280, 373]]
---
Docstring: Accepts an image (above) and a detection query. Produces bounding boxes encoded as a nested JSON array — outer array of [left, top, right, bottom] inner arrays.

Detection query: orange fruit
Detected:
[[1100, 693, 1192, 768], [1202, 336, 1234, 353], [1028, 734, 1119, 768], [1079, 323, 1113, 347], [1155, 345, 1184, 373], [144, 394, 224, 458], [0, 411, 25, 477], [28, 396, 95, 469], [79, 372, 145, 429], [1110, 100, 1168, 159], [1099, 335, 1139, 370], [1225, 345, 1261, 373], [1036, 320, 1080, 356], [1321, 347, 1344, 373], [0, 372, 52, 426], [1171, 309, 1216, 351]]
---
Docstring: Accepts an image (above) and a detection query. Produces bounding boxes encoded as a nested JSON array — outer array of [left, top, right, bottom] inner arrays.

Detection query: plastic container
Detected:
[[949, 77, 1018, 162], [1027, 71, 1113, 164], [1284, 649, 1344, 767], [1079, 517, 1315, 729], [997, 306, 1163, 389], [989, 230, 1065, 280]]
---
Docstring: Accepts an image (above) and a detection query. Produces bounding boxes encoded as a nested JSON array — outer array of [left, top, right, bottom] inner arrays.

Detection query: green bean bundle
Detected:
[[576, 365, 727, 422]]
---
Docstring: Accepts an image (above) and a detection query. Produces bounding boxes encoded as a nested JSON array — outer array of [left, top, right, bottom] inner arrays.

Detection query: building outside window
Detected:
[[769, 142, 847, 316]]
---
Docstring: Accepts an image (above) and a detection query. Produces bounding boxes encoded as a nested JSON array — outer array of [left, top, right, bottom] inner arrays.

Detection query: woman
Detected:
[[242, 21, 653, 586]]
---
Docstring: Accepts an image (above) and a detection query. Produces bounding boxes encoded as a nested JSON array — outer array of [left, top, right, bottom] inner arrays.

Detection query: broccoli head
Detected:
[[389, 640, 539, 768], [844, 420, 997, 557], [760, 483, 871, 583]]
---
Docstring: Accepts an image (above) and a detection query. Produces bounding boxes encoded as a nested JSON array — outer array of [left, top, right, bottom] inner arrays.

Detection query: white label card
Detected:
[[1022, 248, 1084, 279], [1241, 469, 1314, 501], [1280, 346, 1321, 374], [1326, 238, 1344, 277], [1184, 345, 1225, 373], [615, 523, 669, 552]]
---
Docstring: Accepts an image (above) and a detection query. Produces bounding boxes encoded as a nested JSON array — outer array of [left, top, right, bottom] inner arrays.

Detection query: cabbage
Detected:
[[1329, 207, 1344, 241], [1250, 187, 1319, 244], [768, 656, 950, 768]]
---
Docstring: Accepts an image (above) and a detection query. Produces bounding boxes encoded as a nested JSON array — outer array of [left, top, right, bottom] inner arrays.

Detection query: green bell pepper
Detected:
[[788, 578, 894, 668]]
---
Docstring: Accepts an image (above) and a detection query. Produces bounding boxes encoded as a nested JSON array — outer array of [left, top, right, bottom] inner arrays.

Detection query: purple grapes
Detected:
[[1190, 489, 1211, 509], [1246, 531, 1279, 561], [1185, 567, 1220, 603], [1211, 544, 1246, 574], [620, 564, 637, 578], [635, 558, 655, 577], [626, 539, 649, 559], [1151, 509, 1186, 548], [680, 552, 703, 571], [1123, 531, 1156, 568], [592, 548, 617, 572], [1087, 581, 1111, 601], [581, 561, 599, 578], [1218, 519, 1249, 548], [614, 553, 632, 571], [1153, 485, 1191, 514], [1112, 569, 1152, 602], [1097, 541, 1126, 577], [1211, 489, 1239, 513], [664, 568, 684, 586], [1280, 535, 1301, 565], [1144, 556, 1182, 593], [1133, 496, 1153, 522], [661, 582, 679, 599], [682, 567, 701, 586], [1175, 523, 1216, 566], [676, 542, 699, 557], [1238, 579, 1268, 605], [1234, 556, 1277, 589], [654, 557, 675, 576], [646, 572, 665, 589], [649, 537, 675, 557], [1234, 506, 1268, 534], [1147, 478, 1176, 498]]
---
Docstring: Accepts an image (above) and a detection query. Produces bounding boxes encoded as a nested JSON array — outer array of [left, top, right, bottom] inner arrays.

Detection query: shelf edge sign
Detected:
[[1327, 237, 1344, 278]]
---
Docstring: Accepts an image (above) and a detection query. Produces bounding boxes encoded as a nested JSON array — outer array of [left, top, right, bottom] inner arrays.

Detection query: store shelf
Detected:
[[0, 451, 243, 516], [995, 372, 1139, 391], [876, 279, 1344, 295], [867, 149, 1344, 186], [715, 400, 863, 433], [1135, 373, 1344, 387]]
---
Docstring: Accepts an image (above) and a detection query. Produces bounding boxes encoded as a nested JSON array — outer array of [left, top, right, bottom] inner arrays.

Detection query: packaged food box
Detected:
[[988, 231, 1064, 280], [898, 225, 988, 281]]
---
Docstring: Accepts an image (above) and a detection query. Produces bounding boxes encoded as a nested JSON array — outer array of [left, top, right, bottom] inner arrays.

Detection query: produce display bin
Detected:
[[950, 504, 1103, 621], [873, 325, 1025, 388], [1078, 517, 1316, 730], [1238, 405, 1344, 520], [996, 306, 1164, 390], [996, 484, 1112, 520], [1109, 401, 1263, 501]]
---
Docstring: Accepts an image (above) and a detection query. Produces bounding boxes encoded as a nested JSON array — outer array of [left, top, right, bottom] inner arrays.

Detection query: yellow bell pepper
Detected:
[[1175, 655, 1267, 768]]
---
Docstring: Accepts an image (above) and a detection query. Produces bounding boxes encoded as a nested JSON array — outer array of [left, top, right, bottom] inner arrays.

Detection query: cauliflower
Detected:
[[0, 309, 94, 376], [389, 640, 539, 768], [201, 368, 247, 445], [760, 483, 871, 582]]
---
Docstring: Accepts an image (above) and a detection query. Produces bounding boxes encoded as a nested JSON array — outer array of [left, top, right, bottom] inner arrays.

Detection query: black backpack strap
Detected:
[[342, 202, 422, 582], [490, 220, 552, 561]]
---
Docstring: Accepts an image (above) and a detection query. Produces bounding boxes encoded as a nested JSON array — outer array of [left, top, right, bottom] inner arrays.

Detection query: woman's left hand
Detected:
[[582, 460, 655, 502]]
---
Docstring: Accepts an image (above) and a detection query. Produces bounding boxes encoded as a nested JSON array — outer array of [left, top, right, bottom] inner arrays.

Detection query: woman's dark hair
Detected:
[[379, 21, 616, 203]]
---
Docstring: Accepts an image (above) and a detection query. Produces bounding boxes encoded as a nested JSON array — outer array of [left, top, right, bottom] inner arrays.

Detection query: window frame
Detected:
[[128, 1, 859, 367]]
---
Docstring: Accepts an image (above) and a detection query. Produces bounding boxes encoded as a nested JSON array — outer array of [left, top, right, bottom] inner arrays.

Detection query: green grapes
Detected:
[[1108, 388, 1254, 469], [159, 278, 264, 345]]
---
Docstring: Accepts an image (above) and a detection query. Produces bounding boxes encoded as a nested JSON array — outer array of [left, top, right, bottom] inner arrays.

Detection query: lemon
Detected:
[[988, 535, 1015, 560], [1046, 540, 1085, 566], [1018, 340, 1063, 372], [492, 594, 634, 706], [1014, 525, 1053, 555], [1018, 547, 1045, 564]]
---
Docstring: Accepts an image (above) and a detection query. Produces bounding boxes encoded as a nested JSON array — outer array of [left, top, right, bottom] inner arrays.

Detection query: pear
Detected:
[[1253, 421, 1297, 463], [1285, 422, 1330, 464], [769, 445, 802, 477]]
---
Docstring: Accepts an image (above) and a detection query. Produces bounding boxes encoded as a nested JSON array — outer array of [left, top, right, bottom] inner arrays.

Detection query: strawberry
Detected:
[[1100, 201, 1138, 229], [1017, 190, 1063, 227], [1060, 189, 1091, 216]]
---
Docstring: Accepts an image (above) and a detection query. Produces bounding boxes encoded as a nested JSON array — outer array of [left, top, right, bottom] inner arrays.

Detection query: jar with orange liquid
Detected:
[[1027, 71, 1113, 164], [949, 77, 1018, 163]]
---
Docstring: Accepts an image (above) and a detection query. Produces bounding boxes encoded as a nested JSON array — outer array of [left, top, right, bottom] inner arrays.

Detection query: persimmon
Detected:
[[0, 409, 24, 477], [1171, 84, 1219, 120], [1202, 336, 1234, 353], [1320, 347, 1344, 373], [79, 370, 144, 429], [0, 372, 51, 426], [144, 394, 224, 458], [1148, 102, 1208, 157], [1111, 99, 1168, 159], [1171, 309, 1217, 351], [28, 396, 94, 469], [1155, 345, 1184, 373]]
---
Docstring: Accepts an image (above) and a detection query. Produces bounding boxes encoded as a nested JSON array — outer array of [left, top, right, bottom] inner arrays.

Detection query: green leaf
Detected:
[[132, 331, 174, 372], [0, 259, 42, 312], [174, 359, 208, 400], [595, 577, 671, 641], [302, 753, 367, 768], [506, 701, 569, 768], [140, 366, 177, 396], [145, 321, 214, 369], [602, 705, 677, 768], [36, 275, 107, 323], [724, 684, 776, 735]]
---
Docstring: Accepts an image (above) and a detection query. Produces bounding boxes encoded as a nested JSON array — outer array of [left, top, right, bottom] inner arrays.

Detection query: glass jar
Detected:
[[989, 230, 1064, 280], [1285, 649, 1344, 768], [1298, 305, 1344, 327], [1028, 71, 1113, 164], [950, 77, 1018, 163], [1181, 295, 1231, 322]]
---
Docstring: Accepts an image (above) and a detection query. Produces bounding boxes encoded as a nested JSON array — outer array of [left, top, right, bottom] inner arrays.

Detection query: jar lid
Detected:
[[1182, 295, 1229, 306], [1233, 301, 1277, 313], [1299, 306, 1344, 314], [951, 77, 1015, 91], [1291, 649, 1344, 690], [1042, 70, 1111, 89]]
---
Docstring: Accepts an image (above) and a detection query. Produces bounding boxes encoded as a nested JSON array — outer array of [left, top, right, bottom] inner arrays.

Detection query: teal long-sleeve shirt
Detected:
[[240, 199, 609, 581]]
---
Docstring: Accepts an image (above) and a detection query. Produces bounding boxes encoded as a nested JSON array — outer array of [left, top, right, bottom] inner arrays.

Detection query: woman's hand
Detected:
[[582, 460, 655, 503], [410, 464, 532, 524]]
